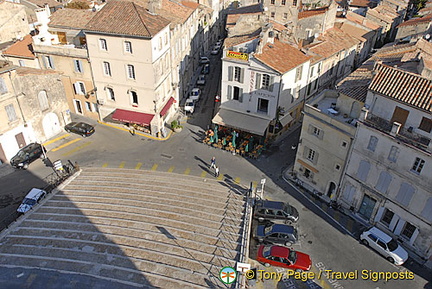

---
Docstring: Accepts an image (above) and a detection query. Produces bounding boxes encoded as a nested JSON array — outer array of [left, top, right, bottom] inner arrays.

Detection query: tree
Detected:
[[66, 1, 90, 9]]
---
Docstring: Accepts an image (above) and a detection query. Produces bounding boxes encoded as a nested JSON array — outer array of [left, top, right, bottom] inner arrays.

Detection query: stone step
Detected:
[[27, 213, 241, 252], [10, 226, 237, 262], [0, 254, 211, 288]]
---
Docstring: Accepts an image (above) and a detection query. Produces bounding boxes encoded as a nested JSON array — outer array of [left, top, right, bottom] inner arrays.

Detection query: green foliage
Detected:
[[171, 120, 183, 129], [66, 1, 90, 9]]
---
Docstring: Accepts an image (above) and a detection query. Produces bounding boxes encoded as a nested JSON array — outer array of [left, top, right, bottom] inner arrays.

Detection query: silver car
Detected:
[[17, 188, 46, 214]]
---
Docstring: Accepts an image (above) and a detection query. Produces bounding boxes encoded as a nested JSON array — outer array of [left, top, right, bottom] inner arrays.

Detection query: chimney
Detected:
[[148, 0, 161, 13], [268, 31, 275, 44], [390, 122, 401, 136], [359, 107, 369, 121]]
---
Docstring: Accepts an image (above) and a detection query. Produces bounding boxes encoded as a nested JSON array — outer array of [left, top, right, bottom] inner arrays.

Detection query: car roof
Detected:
[[367, 227, 392, 243], [22, 143, 40, 150], [25, 188, 44, 199], [258, 200, 284, 210], [270, 245, 289, 258], [271, 224, 295, 234]]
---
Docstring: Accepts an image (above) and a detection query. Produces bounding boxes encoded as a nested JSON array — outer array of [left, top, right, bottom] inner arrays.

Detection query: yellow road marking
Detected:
[[217, 174, 223, 180], [119, 161, 125, 168], [168, 166, 174, 172], [61, 141, 91, 157], [97, 120, 173, 141], [234, 177, 241, 184], [43, 134, 70, 146], [52, 138, 80, 152], [201, 171, 207, 177], [184, 168, 190, 175], [151, 163, 158, 171], [102, 163, 108, 168], [252, 181, 257, 189], [135, 162, 142, 170]]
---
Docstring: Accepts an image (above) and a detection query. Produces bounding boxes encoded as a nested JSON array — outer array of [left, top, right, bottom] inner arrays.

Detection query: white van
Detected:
[[17, 188, 46, 214], [360, 227, 408, 265]]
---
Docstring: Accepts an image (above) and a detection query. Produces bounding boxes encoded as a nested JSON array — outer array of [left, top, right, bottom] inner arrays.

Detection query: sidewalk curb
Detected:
[[281, 170, 356, 238], [97, 120, 174, 141]]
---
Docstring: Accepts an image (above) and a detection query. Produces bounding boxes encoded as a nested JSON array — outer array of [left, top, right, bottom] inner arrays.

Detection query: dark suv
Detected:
[[10, 143, 46, 169], [256, 222, 298, 247], [254, 200, 299, 223]]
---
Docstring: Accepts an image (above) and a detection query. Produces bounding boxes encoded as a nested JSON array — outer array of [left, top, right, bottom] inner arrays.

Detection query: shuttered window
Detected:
[[418, 117, 432, 133], [74, 59, 83, 73], [5, 104, 17, 122], [375, 171, 392, 194], [395, 183, 415, 207], [357, 160, 370, 182], [421, 198, 432, 222], [38, 90, 49, 110]]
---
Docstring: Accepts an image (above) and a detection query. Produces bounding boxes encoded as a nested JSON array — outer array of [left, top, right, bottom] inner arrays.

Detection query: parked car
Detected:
[[65, 122, 95, 137], [184, 98, 195, 114], [254, 200, 299, 223], [10, 143, 46, 169], [360, 227, 409, 265], [257, 245, 311, 271], [201, 64, 210, 74], [189, 88, 201, 102], [211, 46, 220, 55], [196, 74, 206, 85], [256, 222, 298, 246], [17, 188, 47, 214], [199, 56, 210, 64]]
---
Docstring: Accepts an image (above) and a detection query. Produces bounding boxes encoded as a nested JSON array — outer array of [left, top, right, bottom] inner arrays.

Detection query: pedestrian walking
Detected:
[[215, 166, 220, 177], [210, 156, 216, 169]]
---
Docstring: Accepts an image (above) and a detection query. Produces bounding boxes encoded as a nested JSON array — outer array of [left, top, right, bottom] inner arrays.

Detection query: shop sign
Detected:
[[226, 51, 249, 61]]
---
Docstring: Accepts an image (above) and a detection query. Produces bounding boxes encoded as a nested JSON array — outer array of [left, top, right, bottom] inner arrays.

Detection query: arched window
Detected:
[[38, 90, 49, 111]]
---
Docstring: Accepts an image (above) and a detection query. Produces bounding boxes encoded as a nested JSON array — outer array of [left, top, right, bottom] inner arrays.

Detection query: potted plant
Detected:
[[171, 120, 183, 132]]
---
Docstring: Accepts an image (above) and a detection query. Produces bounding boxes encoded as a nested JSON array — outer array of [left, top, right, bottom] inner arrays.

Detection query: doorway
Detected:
[[327, 182, 336, 198], [15, 133, 26, 148], [358, 194, 376, 220]]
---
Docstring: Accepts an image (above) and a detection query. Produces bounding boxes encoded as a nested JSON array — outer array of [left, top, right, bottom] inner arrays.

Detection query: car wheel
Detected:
[[23, 163, 29, 170], [285, 241, 292, 247], [65, 129, 70, 133], [258, 239, 263, 243], [387, 257, 395, 264], [258, 217, 264, 222], [361, 239, 369, 246], [82, 134, 86, 138], [264, 263, 271, 267]]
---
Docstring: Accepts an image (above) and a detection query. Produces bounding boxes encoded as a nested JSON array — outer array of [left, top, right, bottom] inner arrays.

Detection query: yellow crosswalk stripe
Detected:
[[135, 162, 142, 170], [184, 168, 190, 175], [168, 166, 174, 172], [252, 181, 258, 189], [119, 161, 125, 168], [42, 134, 70, 146], [102, 163, 108, 168], [217, 174, 223, 180], [151, 163, 158, 171], [61, 141, 91, 157], [52, 138, 80, 152], [201, 171, 207, 177], [234, 177, 241, 184]]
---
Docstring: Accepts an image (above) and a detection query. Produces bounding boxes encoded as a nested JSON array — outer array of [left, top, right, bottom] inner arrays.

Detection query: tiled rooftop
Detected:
[[338, 22, 372, 42], [367, 5, 399, 23], [337, 66, 373, 102], [2, 35, 35, 59], [49, 8, 96, 29], [369, 63, 432, 112], [349, 0, 371, 8], [85, 0, 170, 37], [254, 39, 311, 73], [298, 7, 327, 19], [224, 29, 261, 48], [306, 27, 359, 58], [397, 14, 432, 27], [24, 0, 61, 8], [270, 20, 286, 32], [346, 11, 381, 30]]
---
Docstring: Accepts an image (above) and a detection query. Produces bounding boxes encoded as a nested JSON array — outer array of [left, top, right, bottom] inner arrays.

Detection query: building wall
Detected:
[[395, 23, 432, 41], [0, 2, 29, 43], [340, 122, 432, 260], [263, 0, 299, 24]]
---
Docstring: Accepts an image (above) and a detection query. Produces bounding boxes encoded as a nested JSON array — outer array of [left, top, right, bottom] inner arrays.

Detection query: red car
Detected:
[[257, 245, 311, 271]]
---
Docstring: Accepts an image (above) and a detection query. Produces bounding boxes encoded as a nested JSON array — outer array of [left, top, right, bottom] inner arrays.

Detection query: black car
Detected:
[[65, 122, 95, 137], [10, 143, 46, 169], [201, 64, 210, 74], [256, 222, 298, 246], [254, 200, 299, 223]]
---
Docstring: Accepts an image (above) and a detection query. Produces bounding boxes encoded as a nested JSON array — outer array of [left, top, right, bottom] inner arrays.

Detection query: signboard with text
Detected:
[[226, 50, 249, 61]]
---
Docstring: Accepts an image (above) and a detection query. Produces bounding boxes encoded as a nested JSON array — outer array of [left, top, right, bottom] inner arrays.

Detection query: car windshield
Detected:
[[16, 150, 28, 158], [262, 246, 272, 258], [23, 198, 36, 206], [264, 224, 273, 235], [186, 101, 193, 106], [387, 239, 399, 252], [284, 204, 292, 215], [288, 250, 297, 263]]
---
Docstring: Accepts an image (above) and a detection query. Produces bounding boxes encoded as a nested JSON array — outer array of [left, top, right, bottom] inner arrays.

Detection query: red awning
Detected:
[[160, 97, 175, 117], [112, 109, 154, 125]]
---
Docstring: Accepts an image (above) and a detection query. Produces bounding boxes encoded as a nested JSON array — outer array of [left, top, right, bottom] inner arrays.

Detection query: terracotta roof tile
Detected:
[[339, 22, 371, 42], [418, 6, 432, 15], [224, 29, 261, 47], [85, 0, 170, 37], [298, 7, 327, 19], [254, 39, 311, 73], [369, 63, 432, 112], [367, 5, 399, 23], [307, 27, 359, 59], [16, 67, 60, 75], [130, 0, 196, 25], [49, 8, 96, 29], [346, 11, 381, 30], [24, 0, 62, 8], [2, 35, 35, 59], [349, 0, 371, 8], [337, 66, 373, 102], [270, 20, 286, 32], [397, 14, 432, 27], [181, 0, 199, 9]]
